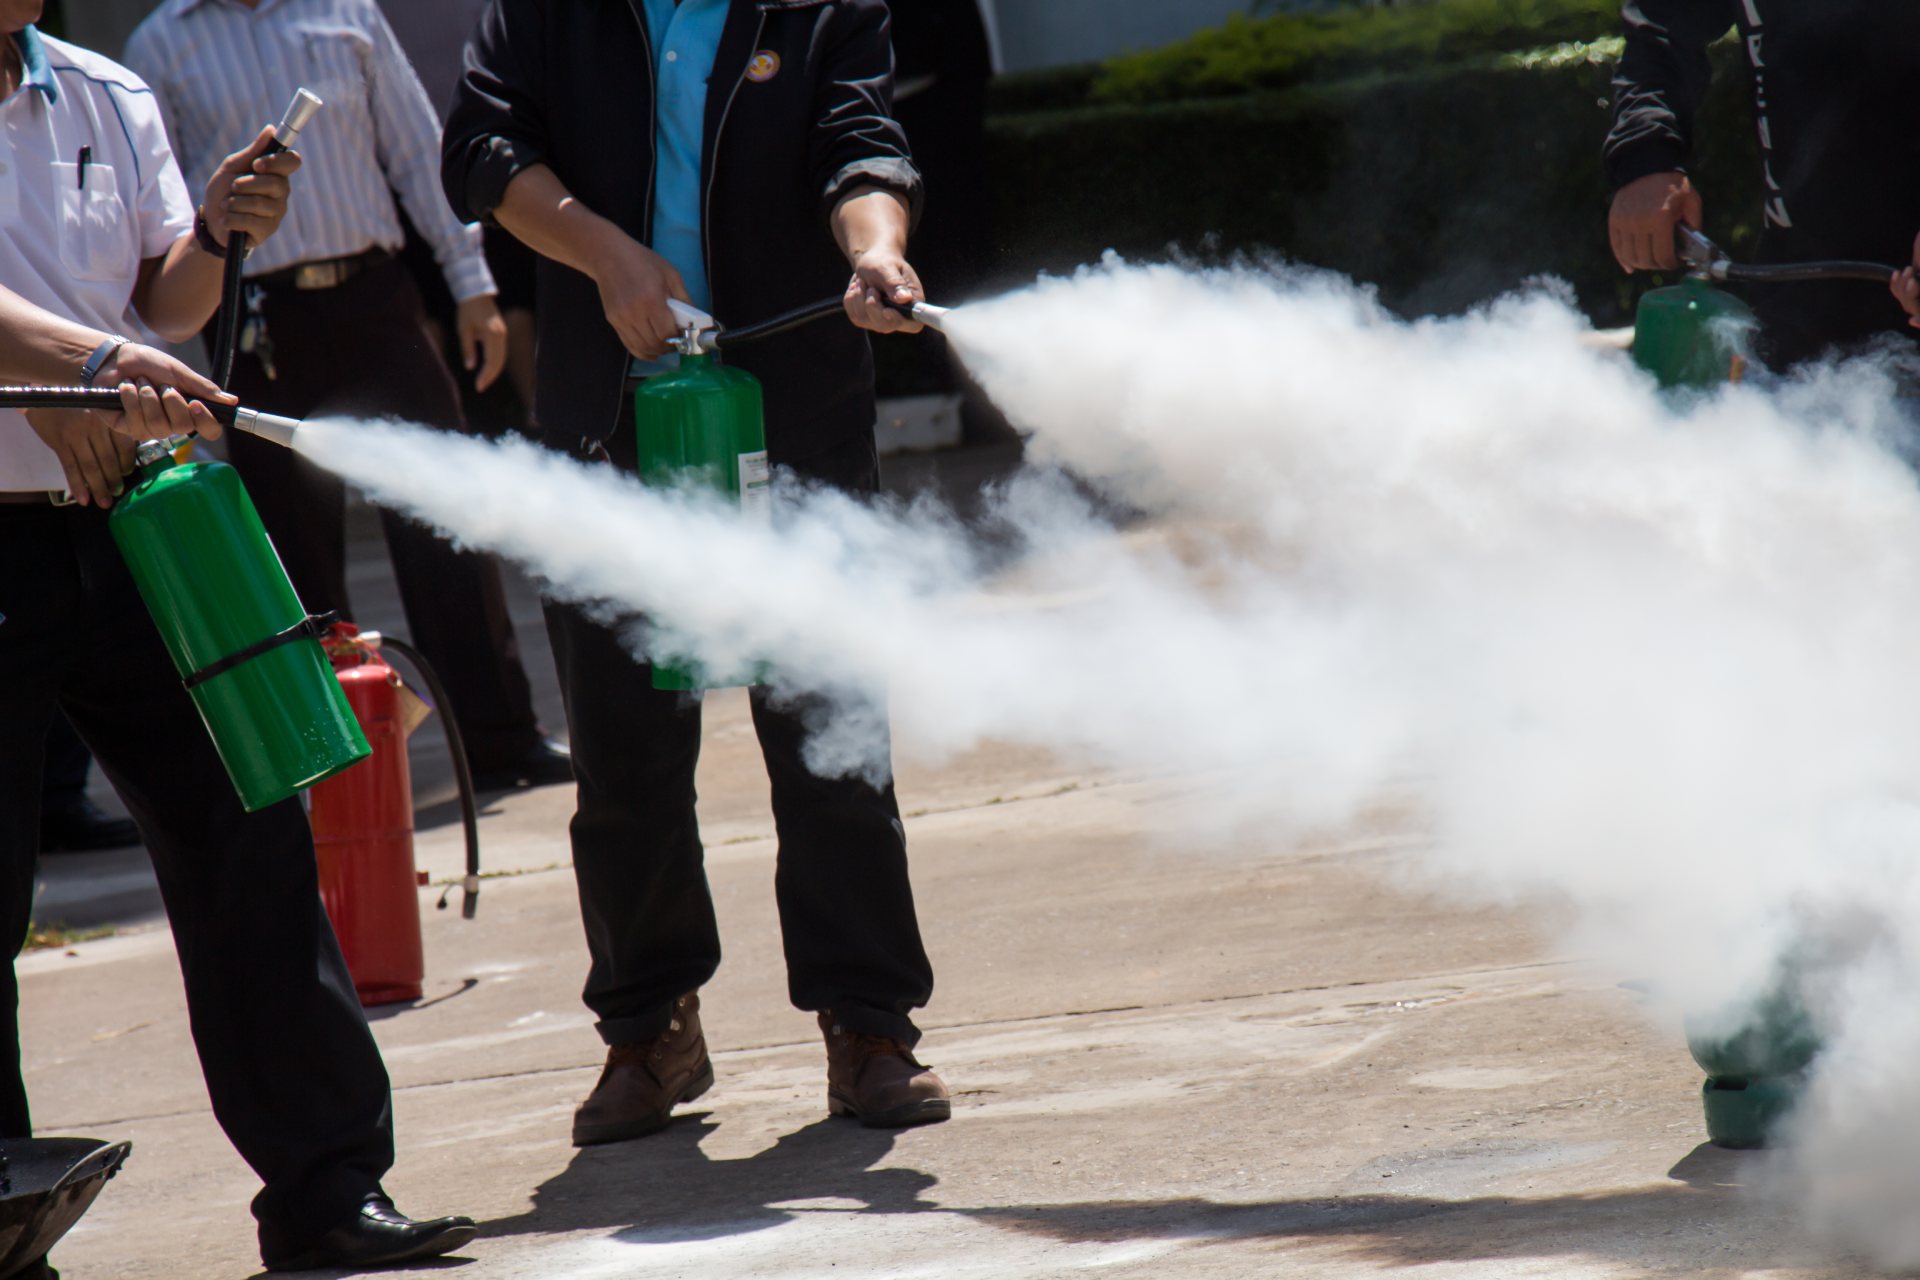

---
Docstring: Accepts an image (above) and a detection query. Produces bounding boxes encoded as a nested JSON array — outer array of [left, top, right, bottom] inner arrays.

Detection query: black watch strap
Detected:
[[193, 206, 227, 257], [80, 335, 130, 387]]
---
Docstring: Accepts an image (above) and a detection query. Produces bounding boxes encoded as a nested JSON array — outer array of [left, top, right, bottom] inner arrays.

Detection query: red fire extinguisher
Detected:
[[310, 623, 481, 1007]]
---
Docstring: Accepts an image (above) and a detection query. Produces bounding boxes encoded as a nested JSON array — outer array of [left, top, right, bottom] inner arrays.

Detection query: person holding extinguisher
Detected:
[[0, 11, 475, 1274], [1605, 1, 1920, 368], [444, 0, 951, 1147]]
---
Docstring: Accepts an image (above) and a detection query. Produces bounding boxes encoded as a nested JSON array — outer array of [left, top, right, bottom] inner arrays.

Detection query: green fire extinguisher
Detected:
[[633, 334, 771, 692], [110, 441, 370, 811], [1626, 225, 1899, 1147], [630, 296, 950, 691], [1631, 226, 1897, 390]]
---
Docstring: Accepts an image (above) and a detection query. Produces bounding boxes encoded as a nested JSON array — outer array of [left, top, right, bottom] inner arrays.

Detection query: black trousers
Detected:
[[0, 504, 393, 1250], [547, 431, 934, 1047], [37, 714, 88, 807], [219, 257, 541, 768]]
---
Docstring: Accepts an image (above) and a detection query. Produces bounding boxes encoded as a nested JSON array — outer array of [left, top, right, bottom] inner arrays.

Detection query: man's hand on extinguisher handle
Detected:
[[592, 231, 693, 360], [1894, 231, 1920, 328]]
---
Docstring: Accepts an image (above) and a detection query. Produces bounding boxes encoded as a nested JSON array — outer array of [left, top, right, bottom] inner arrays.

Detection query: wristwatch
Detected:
[[193, 206, 227, 257], [80, 334, 131, 387]]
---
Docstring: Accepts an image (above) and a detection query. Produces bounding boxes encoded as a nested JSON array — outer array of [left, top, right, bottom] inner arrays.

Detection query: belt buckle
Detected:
[[293, 260, 346, 290]]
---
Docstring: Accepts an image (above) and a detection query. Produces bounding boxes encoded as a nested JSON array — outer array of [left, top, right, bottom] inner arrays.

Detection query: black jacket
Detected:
[[1604, 1, 1920, 361], [442, 0, 923, 462]]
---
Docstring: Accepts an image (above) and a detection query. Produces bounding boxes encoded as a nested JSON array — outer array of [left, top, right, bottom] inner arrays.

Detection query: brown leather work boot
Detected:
[[819, 1012, 951, 1128], [571, 992, 713, 1147]]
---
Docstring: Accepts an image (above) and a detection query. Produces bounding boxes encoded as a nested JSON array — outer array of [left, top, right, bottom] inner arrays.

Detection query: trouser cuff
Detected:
[[821, 999, 922, 1049], [594, 1002, 676, 1047]]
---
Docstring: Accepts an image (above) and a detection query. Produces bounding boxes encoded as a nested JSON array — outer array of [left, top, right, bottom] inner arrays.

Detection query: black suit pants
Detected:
[[545, 431, 934, 1047], [0, 504, 393, 1247]]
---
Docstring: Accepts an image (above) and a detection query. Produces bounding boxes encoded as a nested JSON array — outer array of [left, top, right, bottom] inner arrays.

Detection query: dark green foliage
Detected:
[[981, 43, 1760, 327], [1092, 0, 1621, 104]]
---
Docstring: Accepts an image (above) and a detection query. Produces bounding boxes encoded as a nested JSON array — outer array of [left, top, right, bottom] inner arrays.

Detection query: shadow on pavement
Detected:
[[479, 1115, 1787, 1274], [960, 1142, 1794, 1273], [481, 1115, 935, 1246]]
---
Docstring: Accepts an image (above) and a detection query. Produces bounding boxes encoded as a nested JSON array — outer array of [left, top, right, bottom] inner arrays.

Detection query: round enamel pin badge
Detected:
[[747, 50, 782, 83]]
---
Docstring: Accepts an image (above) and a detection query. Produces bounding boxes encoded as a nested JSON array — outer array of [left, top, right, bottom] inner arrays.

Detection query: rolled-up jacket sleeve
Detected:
[[810, 0, 925, 229], [1604, 0, 1734, 191], [442, 0, 552, 224]]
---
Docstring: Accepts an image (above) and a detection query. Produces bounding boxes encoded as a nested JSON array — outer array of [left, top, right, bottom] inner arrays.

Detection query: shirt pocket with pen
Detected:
[[51, 162, 133, 283]]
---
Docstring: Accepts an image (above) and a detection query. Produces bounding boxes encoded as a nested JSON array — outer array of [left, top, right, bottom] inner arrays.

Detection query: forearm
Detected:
[[1606, 0, 1724, 188], [831, 187, 912, 266], [131, 235, 226, 344], [0, 285, 115, 383], [494, 163, 629, 279]]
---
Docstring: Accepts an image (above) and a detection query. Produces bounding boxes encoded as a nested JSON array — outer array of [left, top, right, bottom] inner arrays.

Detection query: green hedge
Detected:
[[1091, 0, 1620, 104], [982, 43, 1760, 328]]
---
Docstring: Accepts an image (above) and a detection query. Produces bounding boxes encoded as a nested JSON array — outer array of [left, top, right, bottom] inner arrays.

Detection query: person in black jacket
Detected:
[[442, 0, 949, 1145], [1604, 1, 1920, 367]]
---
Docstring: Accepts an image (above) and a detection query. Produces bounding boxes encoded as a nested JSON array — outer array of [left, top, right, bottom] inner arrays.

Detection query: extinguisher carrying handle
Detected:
[[364, 633, 484, 920]]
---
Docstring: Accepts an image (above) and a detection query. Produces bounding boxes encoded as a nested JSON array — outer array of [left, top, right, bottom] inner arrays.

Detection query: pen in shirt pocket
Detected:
[[76, 145, 91, 189]]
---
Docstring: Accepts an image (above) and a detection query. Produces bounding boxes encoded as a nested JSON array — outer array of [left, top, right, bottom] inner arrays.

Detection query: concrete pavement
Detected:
[[19, 481, 1884, 1279]]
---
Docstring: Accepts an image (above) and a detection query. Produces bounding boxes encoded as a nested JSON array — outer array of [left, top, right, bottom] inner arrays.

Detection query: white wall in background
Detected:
[[985, 0, 1257, 73]]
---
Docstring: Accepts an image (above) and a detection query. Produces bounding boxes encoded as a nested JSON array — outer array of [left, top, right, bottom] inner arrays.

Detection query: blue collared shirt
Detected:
[[630, 0, 726, 376], [644, 0, 727, 313]]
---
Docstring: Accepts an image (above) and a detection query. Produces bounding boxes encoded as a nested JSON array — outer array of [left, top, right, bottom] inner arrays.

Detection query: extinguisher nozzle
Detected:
[[230, 407, 303, 450]]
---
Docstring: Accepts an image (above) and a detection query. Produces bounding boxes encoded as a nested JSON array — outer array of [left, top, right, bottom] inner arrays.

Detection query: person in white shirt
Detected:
[[124, 0, 575, 792], [0, 12, 475, 1275]]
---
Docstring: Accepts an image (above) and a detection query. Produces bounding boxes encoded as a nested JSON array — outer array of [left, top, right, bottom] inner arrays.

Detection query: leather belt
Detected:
[[0, 490, 60, 506], [252, 247, 391, 292]]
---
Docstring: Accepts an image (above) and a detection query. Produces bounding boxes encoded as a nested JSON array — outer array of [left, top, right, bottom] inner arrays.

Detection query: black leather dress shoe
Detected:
[[38, 798, 140, 854], [263, 1198, 477, 1271], [469, 735, 573, 791]]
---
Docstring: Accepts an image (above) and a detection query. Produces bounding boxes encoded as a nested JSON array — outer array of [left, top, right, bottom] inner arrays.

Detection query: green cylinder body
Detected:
[[110, 457, 370, 811], [633, 351, 771, 691], [1683, 987, 1821, 1149], [1630, 277, 1758, 390]]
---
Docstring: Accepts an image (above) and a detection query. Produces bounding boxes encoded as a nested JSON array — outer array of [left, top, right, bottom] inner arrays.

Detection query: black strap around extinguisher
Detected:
[[181, 611, 338, 690]]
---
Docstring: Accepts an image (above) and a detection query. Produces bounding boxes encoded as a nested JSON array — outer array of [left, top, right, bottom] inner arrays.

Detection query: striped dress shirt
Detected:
[[122, 0, 494, 301]]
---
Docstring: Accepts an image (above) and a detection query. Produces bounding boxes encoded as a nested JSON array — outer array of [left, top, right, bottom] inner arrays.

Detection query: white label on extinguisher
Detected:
[[738, 450, 771, 522]]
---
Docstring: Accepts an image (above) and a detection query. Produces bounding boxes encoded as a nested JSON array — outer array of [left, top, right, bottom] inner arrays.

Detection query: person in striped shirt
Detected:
[[123, 0, 576, 793]]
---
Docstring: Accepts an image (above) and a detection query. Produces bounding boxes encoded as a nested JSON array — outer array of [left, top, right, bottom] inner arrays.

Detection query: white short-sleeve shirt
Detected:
[[0, 26, 195, 491]]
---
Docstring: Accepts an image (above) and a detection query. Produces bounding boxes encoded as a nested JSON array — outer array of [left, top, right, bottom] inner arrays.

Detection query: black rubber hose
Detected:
[[709, 294, 928, 349], [209, 130, 297, 389], [0, 386, 240, 421], [367, 635, 483, 920], [208, 236, 247, 389], [1723, 261, 1898, 285], [709, 296, 846, 348]]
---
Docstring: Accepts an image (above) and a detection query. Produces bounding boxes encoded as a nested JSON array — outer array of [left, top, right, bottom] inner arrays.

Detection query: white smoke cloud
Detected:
[[297, 257, 1920, 1267]]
